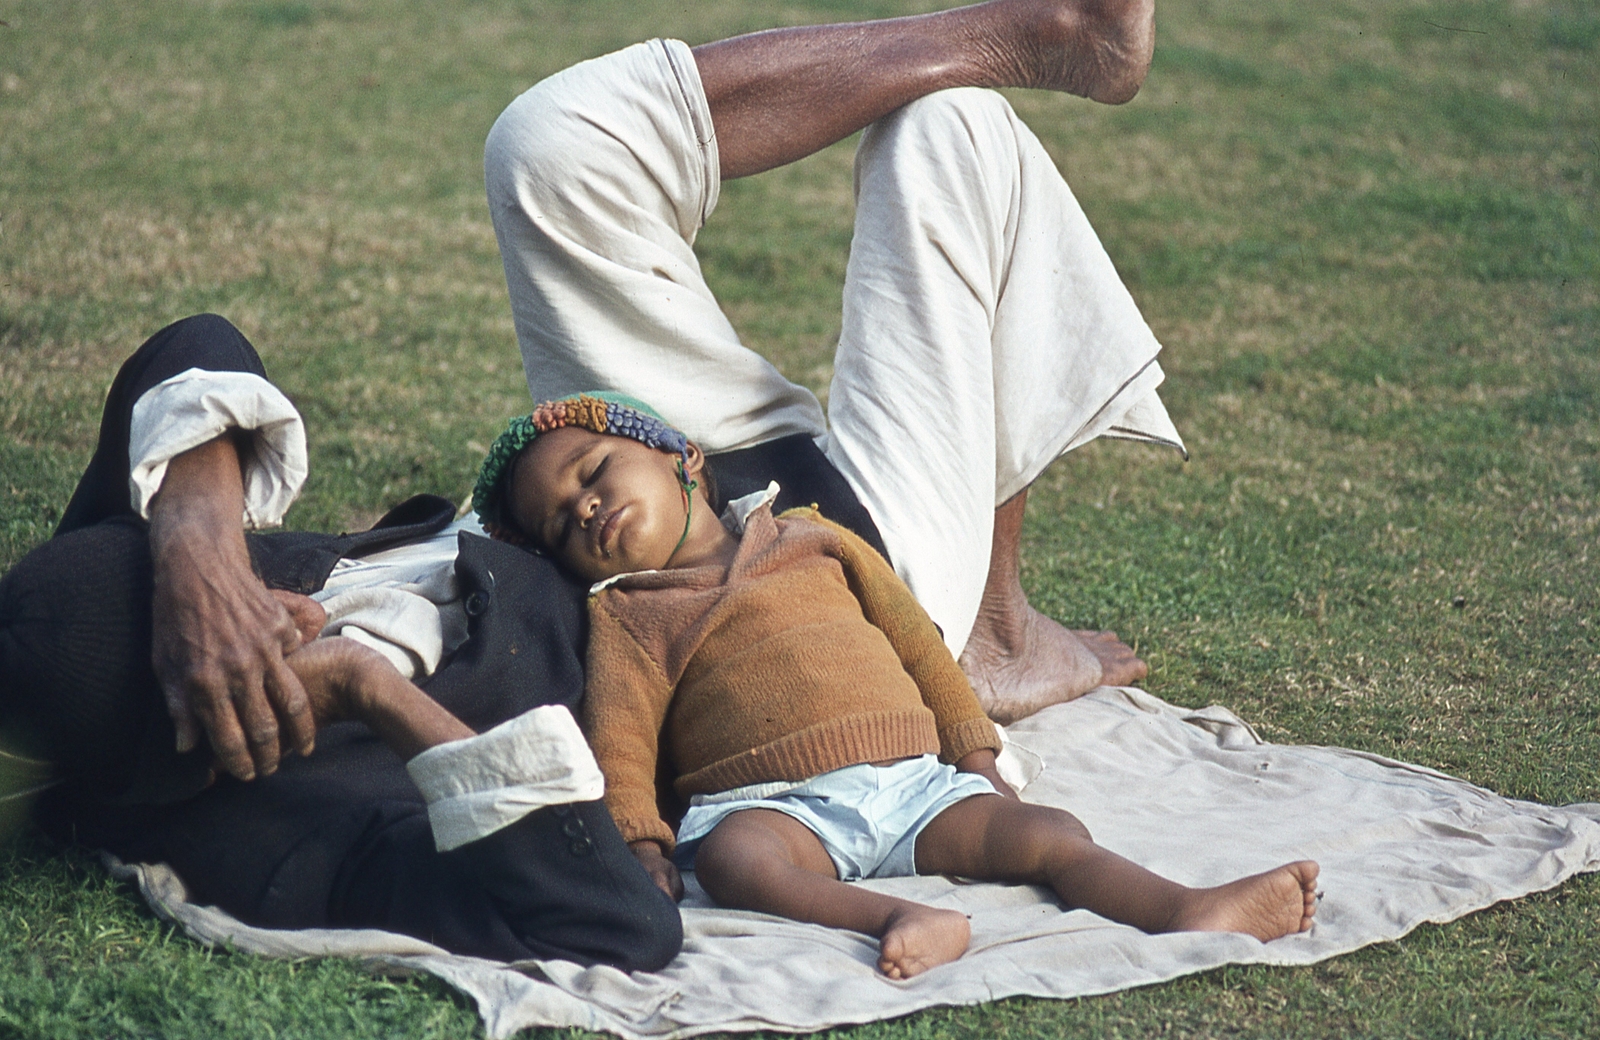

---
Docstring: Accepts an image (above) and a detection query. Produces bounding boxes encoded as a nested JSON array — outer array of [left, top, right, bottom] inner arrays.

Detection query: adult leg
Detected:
[[694, 809, 969, 978], [959, 488, 1149, 723], [485, 24, 1171, 719], [915, 795, 1319, 940], [695, 0, 1155, 178], [698, 11, 1172, 718], [486, 0, 1154, 453], [823, 88, 1180, 720], [486, 40, 825, 456]]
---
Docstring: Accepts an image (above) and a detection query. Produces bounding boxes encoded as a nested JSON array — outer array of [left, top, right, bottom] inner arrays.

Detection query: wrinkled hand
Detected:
[[273, 589, 327, 646], [285, 635, 473, 762], [279, 634, 381, 728], [630, 840, 685, 901], [148, 436, 318, 781], [955, 748, 1019, 800]]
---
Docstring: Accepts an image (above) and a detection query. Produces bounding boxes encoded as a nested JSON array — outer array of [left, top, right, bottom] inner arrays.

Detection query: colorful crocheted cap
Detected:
[[473, 391, 689, 540]]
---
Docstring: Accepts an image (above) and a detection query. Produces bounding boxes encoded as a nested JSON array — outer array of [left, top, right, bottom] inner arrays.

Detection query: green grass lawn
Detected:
[[2, 0, 1596, 1036]]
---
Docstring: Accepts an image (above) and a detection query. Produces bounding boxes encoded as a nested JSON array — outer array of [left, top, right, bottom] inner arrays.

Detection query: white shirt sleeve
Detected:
[[314, 587, 443, 680], [128, 367, 308, 529], [406, 705, 606, 852], [312, 520, 478, 680]]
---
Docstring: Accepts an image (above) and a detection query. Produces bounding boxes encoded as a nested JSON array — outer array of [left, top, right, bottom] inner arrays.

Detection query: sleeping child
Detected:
[[471, 392, 1319, 978]]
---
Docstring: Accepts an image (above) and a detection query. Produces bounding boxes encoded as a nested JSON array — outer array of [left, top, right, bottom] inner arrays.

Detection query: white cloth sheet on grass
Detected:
[[109, 687, 1600, 1040]]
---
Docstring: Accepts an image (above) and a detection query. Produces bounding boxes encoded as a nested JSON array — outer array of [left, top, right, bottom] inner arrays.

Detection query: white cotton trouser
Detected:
[[485, 38, 1183, 655]]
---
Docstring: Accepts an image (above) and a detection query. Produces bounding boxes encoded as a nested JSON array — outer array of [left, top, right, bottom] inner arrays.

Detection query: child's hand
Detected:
[[629, 840, 684, 901], [955, 748, 1019, 800]]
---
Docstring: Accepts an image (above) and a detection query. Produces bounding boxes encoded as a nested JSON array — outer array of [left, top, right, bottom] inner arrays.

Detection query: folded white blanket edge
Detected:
[[106, 687, 1600, 1040]]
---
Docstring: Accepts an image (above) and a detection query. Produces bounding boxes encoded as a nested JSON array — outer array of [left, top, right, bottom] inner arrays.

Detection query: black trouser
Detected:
[[1, 315, 681, 967]]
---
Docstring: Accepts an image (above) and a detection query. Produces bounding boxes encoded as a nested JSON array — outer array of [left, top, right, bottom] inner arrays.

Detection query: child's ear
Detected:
[[683, 441, 706, 479]]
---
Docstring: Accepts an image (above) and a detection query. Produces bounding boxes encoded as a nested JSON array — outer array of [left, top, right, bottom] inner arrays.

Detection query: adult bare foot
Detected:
[[1076, 628, 1148, 687], [1167, 861, 1320, 942], [877, 903, 972, 979], [961, 487, 1148, 723], [961, 607, 1109, 724], [697, 0, 1157, 177], [974, 0, 1156, 104]]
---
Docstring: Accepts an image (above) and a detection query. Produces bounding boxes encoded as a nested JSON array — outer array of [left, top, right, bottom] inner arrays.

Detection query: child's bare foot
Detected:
[[974, 0, 1156, 104], [877, 904, 972, 979], [1167, 861, 1320, 942]]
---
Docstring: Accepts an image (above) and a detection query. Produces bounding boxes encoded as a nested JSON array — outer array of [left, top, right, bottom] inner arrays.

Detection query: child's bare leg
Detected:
[[694, 809, 970, 978], [916, 795, 1318, 941], [695, 0, 1155, 178]]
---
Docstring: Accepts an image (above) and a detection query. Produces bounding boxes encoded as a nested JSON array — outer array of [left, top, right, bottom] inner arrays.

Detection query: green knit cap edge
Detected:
[[472, 391, 685, 539]]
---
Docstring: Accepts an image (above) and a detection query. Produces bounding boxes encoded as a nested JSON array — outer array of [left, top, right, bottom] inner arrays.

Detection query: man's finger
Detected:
[[195, 691, 256, 781], [271, 602, 307, 654], [265, 657, 317, 758], [272, 590, 327, 646], [162, 683, 201, 754], [233, 677, 282, 778]]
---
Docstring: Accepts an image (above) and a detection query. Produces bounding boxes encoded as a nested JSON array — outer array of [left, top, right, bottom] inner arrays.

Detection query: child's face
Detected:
[[508, 425, 704, 582]]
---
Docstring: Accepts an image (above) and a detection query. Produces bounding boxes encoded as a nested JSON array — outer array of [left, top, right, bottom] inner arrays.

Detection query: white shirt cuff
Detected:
[[128, 368, 308, 528], [406, 705, 606, 853]]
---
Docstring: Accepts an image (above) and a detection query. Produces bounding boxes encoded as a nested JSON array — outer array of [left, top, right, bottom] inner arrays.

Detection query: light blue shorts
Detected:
[[673, 754, 998, 881]]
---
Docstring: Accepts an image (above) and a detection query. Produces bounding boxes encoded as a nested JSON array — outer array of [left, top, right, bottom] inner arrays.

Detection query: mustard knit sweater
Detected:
[[581, 504, 1002, 850]]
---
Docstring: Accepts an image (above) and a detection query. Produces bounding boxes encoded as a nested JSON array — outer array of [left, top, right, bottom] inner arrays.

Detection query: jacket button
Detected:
[[463, 590, 489, 616], [561, 817, 584, 838], [569, 836, 593, 857]]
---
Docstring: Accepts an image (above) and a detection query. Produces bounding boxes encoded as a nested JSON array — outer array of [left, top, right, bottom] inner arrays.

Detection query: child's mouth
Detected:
[[595, 507, 623, 558]]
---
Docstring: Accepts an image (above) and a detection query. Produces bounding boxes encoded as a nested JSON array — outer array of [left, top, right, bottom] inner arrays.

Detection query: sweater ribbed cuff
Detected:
[[938, 716, 1003, 764], [614, 813, 677, 853]]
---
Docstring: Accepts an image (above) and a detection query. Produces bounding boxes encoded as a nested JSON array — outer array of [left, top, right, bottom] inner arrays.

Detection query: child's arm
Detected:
[[953, 748, 1018, 800], [581, 596, 681, 849], [629, 840, 684, 900], [794, 510, 1003, 766]]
